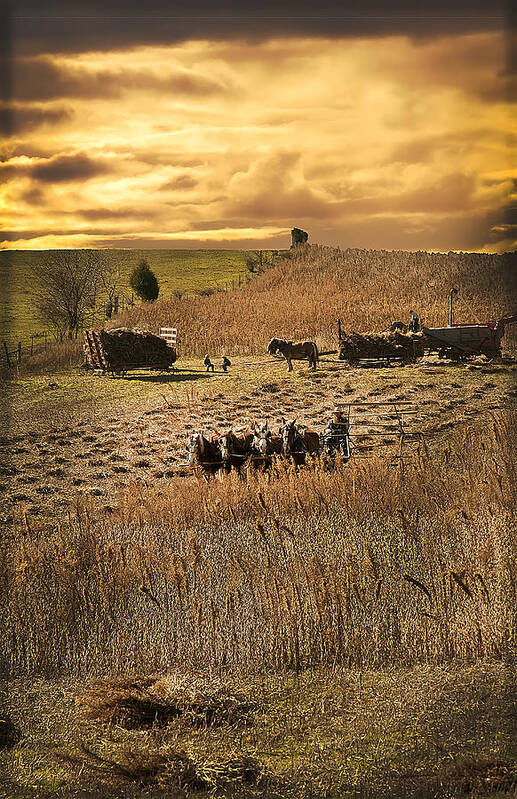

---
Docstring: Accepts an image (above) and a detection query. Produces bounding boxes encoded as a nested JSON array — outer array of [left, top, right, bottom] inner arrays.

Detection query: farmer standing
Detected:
[[408, 311, 421, 333], [204, 354, 215, 372], [324, 407, 350, 457]]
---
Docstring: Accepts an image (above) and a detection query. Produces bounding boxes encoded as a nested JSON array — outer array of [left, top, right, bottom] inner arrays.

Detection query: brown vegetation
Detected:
[[58, 741, 262, 791], [2, 412, 515, 678], [3, 662, 515, 797], [114, 246, 517, 356], [76, 673, 253, 729]]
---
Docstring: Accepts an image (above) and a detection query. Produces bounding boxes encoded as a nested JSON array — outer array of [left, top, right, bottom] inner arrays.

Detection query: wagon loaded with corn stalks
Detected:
[[83, 327, 177, 376], [337, 314, 517, 365]]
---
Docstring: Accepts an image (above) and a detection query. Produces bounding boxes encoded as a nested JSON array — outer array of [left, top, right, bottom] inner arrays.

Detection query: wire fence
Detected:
[[0, 292, 135, 370]]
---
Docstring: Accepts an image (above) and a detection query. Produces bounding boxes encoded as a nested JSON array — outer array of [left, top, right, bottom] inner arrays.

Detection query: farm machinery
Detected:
[[421, 315, 517, 360], [337, 314, 517, 365]]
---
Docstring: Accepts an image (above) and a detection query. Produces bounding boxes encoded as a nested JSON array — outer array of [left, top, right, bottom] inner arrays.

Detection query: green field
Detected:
[[0, 249, 256, 347]]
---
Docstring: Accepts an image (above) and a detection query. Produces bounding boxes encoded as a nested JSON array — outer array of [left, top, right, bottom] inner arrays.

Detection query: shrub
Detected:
[[130, 260, 159, 302]]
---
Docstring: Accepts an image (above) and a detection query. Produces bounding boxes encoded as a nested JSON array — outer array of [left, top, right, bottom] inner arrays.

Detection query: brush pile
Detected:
[[75, 673, 253, 729], [338, 330, 424, 363], [60, 743, 263, 790], [84, 328, 176, 371]]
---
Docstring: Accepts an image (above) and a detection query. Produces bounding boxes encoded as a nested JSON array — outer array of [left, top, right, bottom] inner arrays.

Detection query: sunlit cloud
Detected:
[[1, 32, 514, 251]]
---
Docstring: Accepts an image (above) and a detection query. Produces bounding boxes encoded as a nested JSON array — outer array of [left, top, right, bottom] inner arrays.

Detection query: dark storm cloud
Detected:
[[0, 152, 110, 182], [19, 186, 45, 205], [78, 207, 143, 220], [1, 227, 134, 241], [134, 149, 206, 168], [0, 102, 72, 134], [32, 153, 109, 182], [160, 174, 199, 191], [13, 57, 228, 102], [10, 0, 510, 56], [0, 229, 46, 240]]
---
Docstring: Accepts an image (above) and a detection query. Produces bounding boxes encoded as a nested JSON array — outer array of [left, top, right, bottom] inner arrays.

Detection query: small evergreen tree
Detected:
[[130, 259, 159, 302]]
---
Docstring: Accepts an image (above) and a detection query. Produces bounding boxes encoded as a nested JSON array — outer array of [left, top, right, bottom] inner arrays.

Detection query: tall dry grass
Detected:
[[114, 246, 517, 356], [2, 412, 515, 678]]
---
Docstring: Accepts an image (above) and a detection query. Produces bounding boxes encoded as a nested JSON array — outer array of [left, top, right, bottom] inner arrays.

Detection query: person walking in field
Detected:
[[221, 356, 231, 372], [204, 354, 215, 372]]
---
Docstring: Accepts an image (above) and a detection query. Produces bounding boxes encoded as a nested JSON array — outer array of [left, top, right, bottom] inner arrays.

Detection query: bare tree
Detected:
[[98, 259, 122, 317], [32, 250, 108, 338]]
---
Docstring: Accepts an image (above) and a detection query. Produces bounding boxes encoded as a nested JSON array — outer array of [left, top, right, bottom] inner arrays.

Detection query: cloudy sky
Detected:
[[1, 1, 515, 251]]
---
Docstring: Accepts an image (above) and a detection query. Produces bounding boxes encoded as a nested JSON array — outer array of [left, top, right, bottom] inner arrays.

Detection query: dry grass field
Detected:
[[1, 355, 516, 525], [113, 246, 517, 355], [1, 245, 516, 798]]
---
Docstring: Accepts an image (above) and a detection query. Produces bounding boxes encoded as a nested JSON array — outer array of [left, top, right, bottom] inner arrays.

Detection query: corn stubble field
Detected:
[[1, 245, 517, 798]]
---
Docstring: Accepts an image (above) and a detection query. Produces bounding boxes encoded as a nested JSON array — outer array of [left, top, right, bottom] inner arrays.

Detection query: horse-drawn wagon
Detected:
[[337, 314, 516, 365]]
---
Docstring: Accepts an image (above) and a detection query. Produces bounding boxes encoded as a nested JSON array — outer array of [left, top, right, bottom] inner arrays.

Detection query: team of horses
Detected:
[[187, 419, 321, 474], [186, 337, 324, 473]]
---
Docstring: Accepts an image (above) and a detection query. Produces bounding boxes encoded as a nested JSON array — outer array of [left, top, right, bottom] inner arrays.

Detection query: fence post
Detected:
[[3, 342, 11, 368], [44, 333, 47, 351], [114, 295, 119, 315], [17, 342, 22, 363], [30, 335, 34, 356]]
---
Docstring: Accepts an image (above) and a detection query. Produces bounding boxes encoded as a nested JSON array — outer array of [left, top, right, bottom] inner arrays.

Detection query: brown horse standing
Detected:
[[267, 337, 318, 371], [186, 432, 223, 477]]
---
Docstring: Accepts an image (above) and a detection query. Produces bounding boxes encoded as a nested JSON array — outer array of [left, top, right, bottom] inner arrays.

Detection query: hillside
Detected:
[[2, 244, 516, 799], [115, 245, 517, 356], [0, 248, 255, 347]]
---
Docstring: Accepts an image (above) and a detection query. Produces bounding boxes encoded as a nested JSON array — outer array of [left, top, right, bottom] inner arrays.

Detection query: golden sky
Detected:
[[1, 31, 515, 251]]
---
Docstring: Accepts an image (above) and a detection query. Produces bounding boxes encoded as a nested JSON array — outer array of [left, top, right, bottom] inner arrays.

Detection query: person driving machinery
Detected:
[[324, 407, 350, 457]]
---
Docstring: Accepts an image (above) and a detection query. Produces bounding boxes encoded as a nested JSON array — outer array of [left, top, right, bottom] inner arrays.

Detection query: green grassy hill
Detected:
[[0, 249, 257, 347]]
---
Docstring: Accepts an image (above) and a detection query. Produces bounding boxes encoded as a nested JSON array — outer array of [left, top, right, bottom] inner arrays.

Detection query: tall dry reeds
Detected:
[[113, 246, 517, 356], [2, 412, 515, 678]]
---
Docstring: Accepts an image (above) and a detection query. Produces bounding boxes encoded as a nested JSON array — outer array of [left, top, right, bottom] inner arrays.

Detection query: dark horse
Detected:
[[219, 430, 254, 472], [280, 419, 320, 465], [186, 432, 223, 476], [267, 337, 318, 371]]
